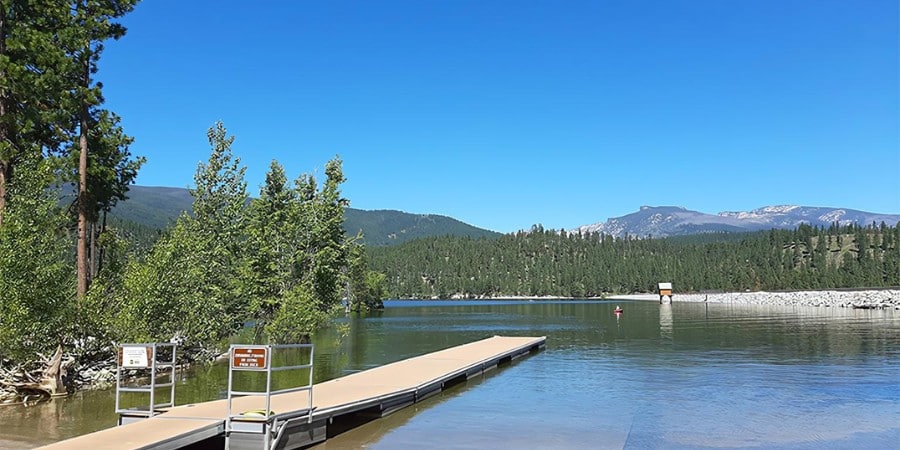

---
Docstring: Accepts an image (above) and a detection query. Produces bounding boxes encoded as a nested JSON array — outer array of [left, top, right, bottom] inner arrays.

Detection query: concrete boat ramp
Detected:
[[40, 335, 546, 449]]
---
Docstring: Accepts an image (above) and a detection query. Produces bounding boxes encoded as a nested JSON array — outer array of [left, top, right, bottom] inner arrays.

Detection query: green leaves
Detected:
[[108, 123, 362, 350], [0, 156, 73, 360], [347, 243, 387, 312], [263, 285, 324, 344], [243, 156, 362, 338]]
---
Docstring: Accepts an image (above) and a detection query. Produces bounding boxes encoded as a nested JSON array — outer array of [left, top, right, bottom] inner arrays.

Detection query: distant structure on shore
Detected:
[[658, 282, 673, 304]]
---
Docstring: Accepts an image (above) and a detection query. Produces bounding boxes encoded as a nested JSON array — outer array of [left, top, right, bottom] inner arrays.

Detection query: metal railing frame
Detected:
[[225, 343, 315, 449], [114, 343, 177, 419]]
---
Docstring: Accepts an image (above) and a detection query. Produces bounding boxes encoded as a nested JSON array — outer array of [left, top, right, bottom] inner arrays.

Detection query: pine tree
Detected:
[[0, 1, 72, 224], [61, 0, 140, 299], [244, 160, 299, 336]]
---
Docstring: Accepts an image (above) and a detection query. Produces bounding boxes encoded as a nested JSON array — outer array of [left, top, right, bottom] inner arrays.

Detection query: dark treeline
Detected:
[[367, 223, 900, 298]]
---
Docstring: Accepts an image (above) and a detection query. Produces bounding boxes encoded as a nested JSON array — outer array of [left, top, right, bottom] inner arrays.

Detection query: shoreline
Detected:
[[609, 289, 900, 310], [392, 288, 900, 310]]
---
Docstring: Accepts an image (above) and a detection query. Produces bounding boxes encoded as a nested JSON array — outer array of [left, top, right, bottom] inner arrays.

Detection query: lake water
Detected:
[[2, 299, 899, 449]]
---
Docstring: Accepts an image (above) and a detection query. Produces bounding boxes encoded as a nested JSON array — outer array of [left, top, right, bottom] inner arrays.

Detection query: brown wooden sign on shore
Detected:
[[232, 347, 268, 369]]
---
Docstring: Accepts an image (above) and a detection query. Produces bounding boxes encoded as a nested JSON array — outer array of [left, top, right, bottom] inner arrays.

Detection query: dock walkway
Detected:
[[41, 335, 546, 450]]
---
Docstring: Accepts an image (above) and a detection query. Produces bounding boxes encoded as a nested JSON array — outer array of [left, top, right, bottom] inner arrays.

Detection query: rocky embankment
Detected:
[[672, 289, 899, 310]]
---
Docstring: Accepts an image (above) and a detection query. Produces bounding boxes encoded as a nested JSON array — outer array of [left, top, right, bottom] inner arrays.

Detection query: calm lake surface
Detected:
[[2, 299, 899, 449]]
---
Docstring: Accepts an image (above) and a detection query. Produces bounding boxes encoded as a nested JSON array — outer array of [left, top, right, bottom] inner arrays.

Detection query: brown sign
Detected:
[[232, 347, 268, 369]]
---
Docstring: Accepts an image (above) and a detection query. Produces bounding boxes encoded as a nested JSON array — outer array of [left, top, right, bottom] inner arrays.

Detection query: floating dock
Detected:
[[40, 335, 546, 449]]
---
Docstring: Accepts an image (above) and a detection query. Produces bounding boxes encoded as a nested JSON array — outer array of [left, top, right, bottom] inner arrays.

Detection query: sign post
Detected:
[[114, 343, 177, 422], [224, 343, 315, 448]]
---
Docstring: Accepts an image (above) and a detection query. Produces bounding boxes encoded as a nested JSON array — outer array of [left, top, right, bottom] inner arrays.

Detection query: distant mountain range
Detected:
[[108, 186, 899, 244], [110, 186, 500, 246], [571, 205, 900, 239]]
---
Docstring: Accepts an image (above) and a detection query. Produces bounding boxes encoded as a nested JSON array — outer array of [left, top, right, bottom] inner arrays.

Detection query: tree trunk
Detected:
[[96, 209, 107, 275], [11, 344, 68, 398], [0, 5, 8, 226], [76, 54, 91, 300], [39, 344, 67, 396], [90, 220, 97, 278], [76, 114, 89, 298]]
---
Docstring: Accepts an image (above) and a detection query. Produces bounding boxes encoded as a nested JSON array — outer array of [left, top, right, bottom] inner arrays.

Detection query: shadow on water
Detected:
[[315, 354, 534, 448]]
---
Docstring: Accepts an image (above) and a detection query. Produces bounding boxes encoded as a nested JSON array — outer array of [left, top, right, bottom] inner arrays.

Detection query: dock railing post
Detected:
[[225, 343, 315, 450], [114, 342, 177, 424], [148, 345, 155, 418]]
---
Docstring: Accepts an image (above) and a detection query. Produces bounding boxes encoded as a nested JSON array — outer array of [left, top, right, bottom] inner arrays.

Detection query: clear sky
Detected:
[[99, 0, 899, 233]]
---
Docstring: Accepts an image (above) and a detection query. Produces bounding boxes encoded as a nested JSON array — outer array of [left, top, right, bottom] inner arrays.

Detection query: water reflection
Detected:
[[659, 304, 673, 341]]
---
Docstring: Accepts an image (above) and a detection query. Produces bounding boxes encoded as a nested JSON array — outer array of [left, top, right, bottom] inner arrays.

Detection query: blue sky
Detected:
[[99, 0, 899, 233]]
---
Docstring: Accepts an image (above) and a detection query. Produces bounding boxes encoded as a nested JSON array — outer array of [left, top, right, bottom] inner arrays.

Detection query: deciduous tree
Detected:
[[0, 156, 73, 361], [115, 122, 247, 347]]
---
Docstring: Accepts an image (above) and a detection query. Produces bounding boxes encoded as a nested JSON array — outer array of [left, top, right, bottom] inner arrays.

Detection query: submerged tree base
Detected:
[[1, 345, 69, 403], [0, 340, 232, 404]]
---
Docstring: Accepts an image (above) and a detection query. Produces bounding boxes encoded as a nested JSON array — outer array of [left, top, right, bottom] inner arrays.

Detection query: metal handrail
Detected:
[[225, 343, 315, 450], [114, 343, 177, 419]]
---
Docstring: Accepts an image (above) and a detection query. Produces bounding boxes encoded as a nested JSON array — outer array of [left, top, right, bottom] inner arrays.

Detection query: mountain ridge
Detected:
[[108, 186, 899, 243], [571, 205, 900, 238], [108, 185, 501, 246]]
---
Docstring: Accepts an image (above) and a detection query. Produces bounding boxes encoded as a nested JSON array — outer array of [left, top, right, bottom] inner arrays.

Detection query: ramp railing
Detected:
[[114, 343, 177, 421], [225, 343, 315, 449]]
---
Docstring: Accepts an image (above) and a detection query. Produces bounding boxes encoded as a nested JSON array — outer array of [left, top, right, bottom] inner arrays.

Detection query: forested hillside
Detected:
[[104, 185, 501, 246], [343, 209, 500, 245], [107, 185, 194, 229], [367, 223, 900, 298]]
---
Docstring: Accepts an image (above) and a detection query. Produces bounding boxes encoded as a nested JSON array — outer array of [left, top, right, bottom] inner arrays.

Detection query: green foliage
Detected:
[[243, 157, 361, 339], [263, 285, 326, 344], [368, 224, 900, 298], [357, 271, 386, 310], [191, 122, 248, 242], [111, 122, 247, 346], [0, 157, 73, 360], [305, 157, 350, 311], [347, 243, 386, 312], [0, 1, 74, 166], [104, 124, 360, 352], [113, 215, 235, 345], [243, 160, 300, 333]]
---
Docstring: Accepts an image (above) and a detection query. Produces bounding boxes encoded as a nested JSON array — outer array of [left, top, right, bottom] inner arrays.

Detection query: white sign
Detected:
[[122, 346, 151, 368]]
